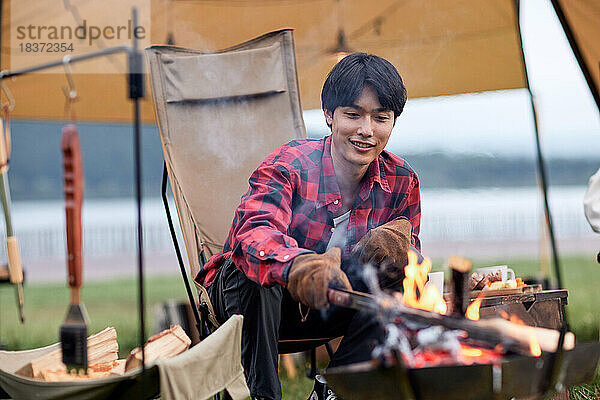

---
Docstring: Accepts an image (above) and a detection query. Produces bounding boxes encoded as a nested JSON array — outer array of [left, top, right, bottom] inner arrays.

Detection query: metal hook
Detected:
[[62, 55, 77, 101], [0, 74, 15, 112]]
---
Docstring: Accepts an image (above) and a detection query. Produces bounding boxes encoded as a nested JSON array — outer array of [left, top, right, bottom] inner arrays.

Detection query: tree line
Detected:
[[7, 121, 598, 200]]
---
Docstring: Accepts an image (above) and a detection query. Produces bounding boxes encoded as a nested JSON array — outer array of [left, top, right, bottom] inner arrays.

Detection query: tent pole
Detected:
[[128, 7, 147, 397], [514, 0, 564, 294], [549, 0, 600, 112]]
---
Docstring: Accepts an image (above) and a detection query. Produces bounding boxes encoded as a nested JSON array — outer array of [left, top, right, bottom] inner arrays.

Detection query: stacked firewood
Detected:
[[15, 325, 191, 381]]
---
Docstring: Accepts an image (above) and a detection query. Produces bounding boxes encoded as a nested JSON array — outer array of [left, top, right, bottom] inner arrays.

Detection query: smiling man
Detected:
[[196, 53, 421, 400]]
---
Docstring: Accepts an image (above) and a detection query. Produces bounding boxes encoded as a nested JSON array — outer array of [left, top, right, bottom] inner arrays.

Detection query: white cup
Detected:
[[426, 271, 445, 294], [475, 265, 515, 282]]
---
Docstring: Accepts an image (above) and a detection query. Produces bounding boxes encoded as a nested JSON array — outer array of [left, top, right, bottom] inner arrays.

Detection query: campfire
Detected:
[[325, 252, 600, 399], [380, 251, 543, 368]]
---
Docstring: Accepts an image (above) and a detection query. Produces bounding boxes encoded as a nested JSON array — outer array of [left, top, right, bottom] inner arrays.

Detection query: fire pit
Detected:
[[326, 342, 600, 400], [325, 253, 600, 399]]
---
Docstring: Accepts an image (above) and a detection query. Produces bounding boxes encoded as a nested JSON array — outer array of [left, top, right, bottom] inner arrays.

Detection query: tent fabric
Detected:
[[145, 29, 306, 279], [2, 0, 532, 122], [0, 315, 247, 400], [149, 0, 528, 109], [552, 0, 600, 110], [1, 0, 598, 122]]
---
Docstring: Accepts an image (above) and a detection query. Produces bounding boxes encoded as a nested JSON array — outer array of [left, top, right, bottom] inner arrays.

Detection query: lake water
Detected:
[[2, 186, 596, 263]]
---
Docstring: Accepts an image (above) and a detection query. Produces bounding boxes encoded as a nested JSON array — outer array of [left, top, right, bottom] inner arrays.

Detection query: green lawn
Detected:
[[0, 254, 598, 399]]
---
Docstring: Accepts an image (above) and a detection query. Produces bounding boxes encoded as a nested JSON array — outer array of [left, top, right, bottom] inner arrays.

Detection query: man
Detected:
[[196, 53, 421, 400]]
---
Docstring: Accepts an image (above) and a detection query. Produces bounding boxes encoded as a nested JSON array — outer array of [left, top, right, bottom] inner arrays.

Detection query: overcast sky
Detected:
[[304, 0, 600, 158]]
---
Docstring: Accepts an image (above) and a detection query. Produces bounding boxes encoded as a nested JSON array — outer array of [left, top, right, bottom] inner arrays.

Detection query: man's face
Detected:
[[325, 85, 396, 172]]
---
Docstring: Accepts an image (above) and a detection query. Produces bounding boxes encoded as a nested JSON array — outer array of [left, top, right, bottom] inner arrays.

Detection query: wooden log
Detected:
[[328, 289, 574, 355], [384, 298, 574, 354], [15, 327, 118, 378], [125, 325, 191, 371], [448, 255, 472, 316], [39, 360, 126, 381]]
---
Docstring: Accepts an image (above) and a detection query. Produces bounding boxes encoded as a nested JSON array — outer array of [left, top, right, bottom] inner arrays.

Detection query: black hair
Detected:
[[321, 53, 407, 128]]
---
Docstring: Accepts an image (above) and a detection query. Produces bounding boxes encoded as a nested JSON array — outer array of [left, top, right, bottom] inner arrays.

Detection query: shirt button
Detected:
[[283, 255, 290, 260], [333, 199, 339, 205], [259, 251, 265, 257], [331, 227, 335, 233]]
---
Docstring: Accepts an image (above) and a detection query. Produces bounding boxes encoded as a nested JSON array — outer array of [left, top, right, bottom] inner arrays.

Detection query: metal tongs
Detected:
[[327, 287, 378, 311]]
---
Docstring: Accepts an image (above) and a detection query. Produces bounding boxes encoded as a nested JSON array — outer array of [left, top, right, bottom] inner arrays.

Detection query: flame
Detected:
[[401, 251, 447, 314], [498, 310, 541, 356], [529, 334, 542, 357], [465, 298, 483, 321]]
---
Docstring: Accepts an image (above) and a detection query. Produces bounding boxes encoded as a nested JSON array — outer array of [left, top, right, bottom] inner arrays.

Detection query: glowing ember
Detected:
[[465, 298, 482, 321], [401, 251, 447, 314], [458, 345, 503, 365], [461, 346, 483, 357], [411, 344, 504, 368]]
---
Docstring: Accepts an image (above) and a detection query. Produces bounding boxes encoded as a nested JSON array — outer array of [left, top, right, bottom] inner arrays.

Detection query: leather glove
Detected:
[[287, 247, 352, 310], [351, 218, 412, 290]]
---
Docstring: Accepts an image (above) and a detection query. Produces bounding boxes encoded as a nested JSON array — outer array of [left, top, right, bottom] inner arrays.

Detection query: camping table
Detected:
[[478, 289, 568, 330]]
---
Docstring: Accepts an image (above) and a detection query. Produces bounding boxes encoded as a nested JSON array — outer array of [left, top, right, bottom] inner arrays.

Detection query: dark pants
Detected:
[[208, 258, 384, 400]]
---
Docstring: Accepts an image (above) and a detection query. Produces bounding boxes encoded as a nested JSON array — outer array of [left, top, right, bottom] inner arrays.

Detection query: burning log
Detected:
[[448, 255, 472, 317], [328, 288, 573, 356]]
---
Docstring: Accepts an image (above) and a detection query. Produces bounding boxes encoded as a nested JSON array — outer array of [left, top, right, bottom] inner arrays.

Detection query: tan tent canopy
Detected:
[[2, 0, 598, 123], [2, 0, 598, 122], [551, 0, 600, 111], [0, 0, 539, 122]]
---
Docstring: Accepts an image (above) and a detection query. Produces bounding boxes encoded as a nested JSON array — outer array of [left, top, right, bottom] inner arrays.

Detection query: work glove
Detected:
[[287, 247, 352, 310], [352, 218, 413, 290]]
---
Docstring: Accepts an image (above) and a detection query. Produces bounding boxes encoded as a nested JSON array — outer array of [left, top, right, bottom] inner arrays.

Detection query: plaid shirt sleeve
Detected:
[[229, 161, 312, 287]]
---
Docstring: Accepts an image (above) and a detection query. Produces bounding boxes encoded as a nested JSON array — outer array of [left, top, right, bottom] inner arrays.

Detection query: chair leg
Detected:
[[325, 341, 334, 359], [162, 162, 204, 339], [306, 347, 318, 379]]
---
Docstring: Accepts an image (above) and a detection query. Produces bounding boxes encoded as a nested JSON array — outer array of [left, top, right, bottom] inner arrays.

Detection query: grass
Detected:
[[0, 254, 598, 399]]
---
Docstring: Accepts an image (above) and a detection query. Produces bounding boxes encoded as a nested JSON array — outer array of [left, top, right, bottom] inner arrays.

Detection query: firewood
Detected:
[[39, 360, 127, 381], [379, 297, 574, 354], [328, 288, 574, 356], [449, 255, 472, 316], [125, 325, 191, 371], [15, 327, 118, 378]]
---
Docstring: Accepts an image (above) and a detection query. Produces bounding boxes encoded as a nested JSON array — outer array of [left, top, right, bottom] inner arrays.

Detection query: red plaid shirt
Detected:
[[196, 135, 421, 287]]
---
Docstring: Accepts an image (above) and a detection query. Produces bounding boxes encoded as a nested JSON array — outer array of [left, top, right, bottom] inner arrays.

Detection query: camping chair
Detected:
[[145, 29, 335, 381]]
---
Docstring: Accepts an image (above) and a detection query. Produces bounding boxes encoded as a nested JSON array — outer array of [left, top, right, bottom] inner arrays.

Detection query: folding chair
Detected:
[[145, 29, 335, 383]]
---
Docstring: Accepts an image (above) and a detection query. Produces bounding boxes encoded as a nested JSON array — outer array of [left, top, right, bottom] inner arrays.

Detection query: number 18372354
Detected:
[[19, 42, 74, 53]]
